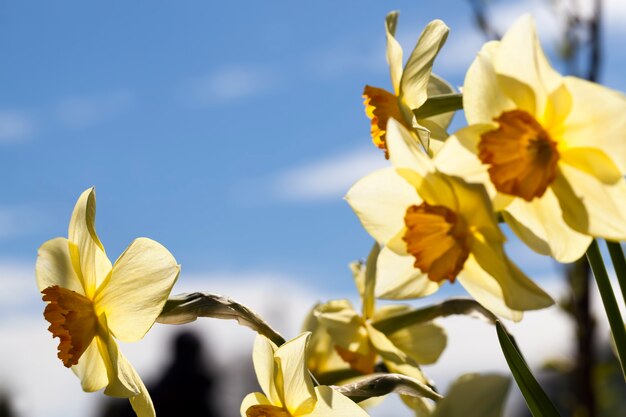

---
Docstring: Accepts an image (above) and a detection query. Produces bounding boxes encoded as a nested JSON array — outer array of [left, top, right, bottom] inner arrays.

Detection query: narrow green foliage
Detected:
[[412, 93, 463, 119], [496, 321, 561, 417], [606, 240, 626, 307]]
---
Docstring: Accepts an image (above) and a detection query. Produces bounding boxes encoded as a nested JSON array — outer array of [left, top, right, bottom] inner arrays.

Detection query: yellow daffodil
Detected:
[[346, 119, 553, 320], [443, 15, 626, 262], [304, 258, 446, 383], [241, 333, 370, 417], [363, 11, 455, 157], [36, 188, 180, 417]]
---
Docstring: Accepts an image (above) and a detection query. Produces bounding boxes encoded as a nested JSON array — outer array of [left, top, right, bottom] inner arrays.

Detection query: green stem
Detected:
[[606, 240, 626, 307], [586, 240, 626, 378]]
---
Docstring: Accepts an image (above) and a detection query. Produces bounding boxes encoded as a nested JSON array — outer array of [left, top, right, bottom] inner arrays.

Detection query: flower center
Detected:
[[363, 85, 408, 159], [42, 285, 97, 367], [246, 405, 291, 417], [403, 202, 470, 283], [478, 110, 559, 201]]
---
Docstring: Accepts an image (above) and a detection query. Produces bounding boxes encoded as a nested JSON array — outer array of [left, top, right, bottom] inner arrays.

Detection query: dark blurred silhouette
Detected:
[[99, 331, 222, 417], [0, 392, 16, 417]]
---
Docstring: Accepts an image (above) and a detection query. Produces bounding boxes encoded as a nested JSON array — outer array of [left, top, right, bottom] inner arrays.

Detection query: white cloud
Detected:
[[0, 110, 36, 143], [185, 65, 277, 104], [270, 146, 388, 202], [54, 90, 134, 130]]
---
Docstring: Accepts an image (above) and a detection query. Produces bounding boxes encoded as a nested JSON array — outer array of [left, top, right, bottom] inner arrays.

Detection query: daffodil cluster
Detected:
[[34, 8, 626, 417]]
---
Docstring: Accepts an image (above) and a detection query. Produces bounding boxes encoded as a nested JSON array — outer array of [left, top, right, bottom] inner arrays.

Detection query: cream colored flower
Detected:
[[346, 119, 553, 320], [241, 333, 370, 417], [363, 11, 454, 157], [36, 188, 180, 417], [442, 15, 626, 262], [304, 259, 446, 383]]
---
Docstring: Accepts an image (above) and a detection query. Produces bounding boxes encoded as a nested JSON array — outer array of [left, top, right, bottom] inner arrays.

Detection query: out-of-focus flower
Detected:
[[240, 333, 370, 417], [444, 15, 626, 262], [304, 257, 446, 383], [363, 11, 455, 157], [36, 188, 180, 417], [346, 119, 553, 320]]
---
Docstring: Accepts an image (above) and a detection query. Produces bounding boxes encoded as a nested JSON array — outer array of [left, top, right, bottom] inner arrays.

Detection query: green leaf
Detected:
[[157, 292, 285, 346], [496, 321, 561, 417], [432, 373, 510, 417], [412, 93, 463, 120]]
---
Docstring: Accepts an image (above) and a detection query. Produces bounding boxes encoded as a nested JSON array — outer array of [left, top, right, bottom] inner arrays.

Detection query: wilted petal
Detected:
[[94, 238, 180, 343], [36, 237, 84, 295]]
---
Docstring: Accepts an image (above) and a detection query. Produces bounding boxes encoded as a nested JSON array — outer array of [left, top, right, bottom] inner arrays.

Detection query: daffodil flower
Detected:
[[304, 257, 446, 383], [36, 188, 180, 417], [443, 15, 626, 262], [241, 333, 370, 417], [346, 119, 553, 320], [363, 11, 455, 157]]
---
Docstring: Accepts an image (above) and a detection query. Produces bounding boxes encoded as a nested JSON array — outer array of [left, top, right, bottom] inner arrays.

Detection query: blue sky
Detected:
[[2, 1, 626, 416]]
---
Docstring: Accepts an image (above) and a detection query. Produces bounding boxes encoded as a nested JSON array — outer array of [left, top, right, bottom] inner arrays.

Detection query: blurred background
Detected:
[[1, 0, 626, 416]]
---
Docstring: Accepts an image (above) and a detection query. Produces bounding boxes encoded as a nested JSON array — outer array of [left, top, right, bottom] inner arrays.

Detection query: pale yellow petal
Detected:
[[433, 126, 493, 190], [36, 237, 84, 294], [424, 73, 457, 134], [345, 168, 419, 246], [554, 164, 626, 240], [99, 334, 156, 417], [463, 41, 515, 124], [385, 11, 403, 94], [503, 188, 592, 262], [252, 335, 281, 406], [561, 76, 626, 171], [494, 15, 561, 116], [365, 322, 406, 364], [470, 235, 553, 311], [240, 392, 272, 417], [400, 20, 449, 110], [99, 333, 141, 398], [94, 238, 180, 343], [432, 374, 510, 417], [68, 188, 112, 298], [302, 307, 347, 375], [275, 333, 316, 415], [308, 386, 369, 417], [314, 301, 368, 352], [375, 246, 440, 299], [71, 337, 108, 392], [560, 147, 622, 184], [386, 322, 447, 365], [457, 257, 523, 322], [387, 118, 434, 175]]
